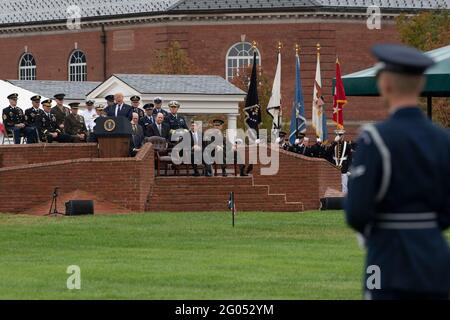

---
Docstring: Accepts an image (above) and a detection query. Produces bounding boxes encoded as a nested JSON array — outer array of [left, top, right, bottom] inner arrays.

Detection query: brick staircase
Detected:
[[146, 176, 304, 212]]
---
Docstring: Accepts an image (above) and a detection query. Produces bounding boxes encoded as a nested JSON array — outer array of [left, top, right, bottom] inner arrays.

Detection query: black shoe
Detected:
[[222, 172, 228, 177], [193, 171, 200, 176]]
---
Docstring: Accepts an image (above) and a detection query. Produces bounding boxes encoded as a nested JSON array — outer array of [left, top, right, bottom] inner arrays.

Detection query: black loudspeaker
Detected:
[[65, 200, 94, 216], [320, 197, 344, 210]]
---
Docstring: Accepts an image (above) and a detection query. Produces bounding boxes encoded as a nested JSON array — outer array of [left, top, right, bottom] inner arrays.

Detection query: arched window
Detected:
[[19, 53, 36, 80], [68, 50, 87, 81], [225, 42, 261, 81]]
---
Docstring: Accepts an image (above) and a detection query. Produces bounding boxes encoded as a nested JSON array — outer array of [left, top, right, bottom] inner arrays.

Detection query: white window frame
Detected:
[[225, 42, 261, 82], [18, 53, 36, 80], [68, 50, 87, 82]]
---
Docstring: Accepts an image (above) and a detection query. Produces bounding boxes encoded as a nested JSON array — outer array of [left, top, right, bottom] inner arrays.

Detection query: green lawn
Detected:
[[0, 211, 366, 299]]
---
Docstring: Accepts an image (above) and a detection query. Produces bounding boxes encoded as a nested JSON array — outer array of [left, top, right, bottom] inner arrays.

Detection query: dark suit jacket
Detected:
[[106, 103, 132, 120], [130, 123, 145, 152], [147, 122, 170, 140]]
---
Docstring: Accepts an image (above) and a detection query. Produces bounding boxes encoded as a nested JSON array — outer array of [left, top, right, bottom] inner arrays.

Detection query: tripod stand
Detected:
[[45, 187, 64, 217]]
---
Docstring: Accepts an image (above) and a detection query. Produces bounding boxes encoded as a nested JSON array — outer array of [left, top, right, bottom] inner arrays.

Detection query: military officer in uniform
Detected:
[[328, 129, 354, 193], [50, 93, 70, 131], [64, 102, 87, 142], [2, 93, 35, 144], [24, 95, 44, 143], [36, 99, 73, 143], [152, 97, 168, 117], [139, 103, 155, 137], [103, 95, 115, 115], [345, 44, 450, 300], [165, 100, 188, 143], [309, 137, 328, 159], [130, 95, 145, 119], [80, 100, 98, 133]]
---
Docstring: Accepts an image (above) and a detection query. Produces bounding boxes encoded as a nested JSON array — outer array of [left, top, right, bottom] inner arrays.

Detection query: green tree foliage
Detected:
[[396, 10, 450, 128], [396, 10, 449, 51]]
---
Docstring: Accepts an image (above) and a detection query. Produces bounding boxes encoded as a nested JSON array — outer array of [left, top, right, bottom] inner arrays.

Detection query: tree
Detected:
[[230, 65, 277, 133], [396, 10, 450, 127], [150, 41, 198, 74]]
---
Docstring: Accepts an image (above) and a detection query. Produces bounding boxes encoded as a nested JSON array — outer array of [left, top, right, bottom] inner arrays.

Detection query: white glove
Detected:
[[255, 139, 261, 145], [295, 138, 301, 145], [275, 137, 281, 144]]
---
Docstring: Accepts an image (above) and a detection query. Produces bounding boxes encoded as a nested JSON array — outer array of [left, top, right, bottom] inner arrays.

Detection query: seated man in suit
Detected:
[[105, 93, 132, 120], [147, 112, 170, 141], [130, 112, 145, 156], [189, 120, 212, 177]]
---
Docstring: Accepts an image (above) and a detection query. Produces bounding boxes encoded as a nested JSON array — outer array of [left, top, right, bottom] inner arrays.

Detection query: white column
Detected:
[[227, 113, 238, 144]]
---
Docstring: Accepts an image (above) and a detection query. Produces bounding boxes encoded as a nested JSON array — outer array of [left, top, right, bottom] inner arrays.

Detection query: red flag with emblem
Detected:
[[332, 58, 347, 129], [0, 123, 5, 135]]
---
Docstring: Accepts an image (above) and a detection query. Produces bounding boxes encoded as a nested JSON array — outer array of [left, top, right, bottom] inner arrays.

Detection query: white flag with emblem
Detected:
[[267, 52, 282, 137], [312, 50, 325, 140]]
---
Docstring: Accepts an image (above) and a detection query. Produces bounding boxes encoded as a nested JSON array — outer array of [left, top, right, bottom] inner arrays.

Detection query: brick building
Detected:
[[0, 0, 448, 138]]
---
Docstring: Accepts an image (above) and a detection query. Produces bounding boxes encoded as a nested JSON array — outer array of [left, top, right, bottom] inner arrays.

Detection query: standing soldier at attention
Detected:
[[130, 95, 145, 119], [24, 95, 44, 143], [165, 100, 188, 138], [329, 129, 354, 193], [51, 93, 70, 131], [345, 44, 450, 300], [36, 99, 73, 143], [64, 102, 87, 142], [81, 100, 97, 133]]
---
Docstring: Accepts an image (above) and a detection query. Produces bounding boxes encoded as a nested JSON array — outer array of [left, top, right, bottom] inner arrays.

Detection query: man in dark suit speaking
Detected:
[[105, 93, 132, 120]]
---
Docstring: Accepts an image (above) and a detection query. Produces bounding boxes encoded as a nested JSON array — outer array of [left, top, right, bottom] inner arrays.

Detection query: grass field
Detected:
[[0, 211, 367, 299]]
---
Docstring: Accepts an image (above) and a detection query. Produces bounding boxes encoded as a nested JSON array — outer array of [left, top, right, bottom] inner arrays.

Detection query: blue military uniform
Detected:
[[345, 44, 450, 299], [139, 103, 155, 137]]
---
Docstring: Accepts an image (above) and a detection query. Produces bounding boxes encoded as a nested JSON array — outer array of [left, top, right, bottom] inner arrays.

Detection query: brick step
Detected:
[[154, 176, 254, 186]]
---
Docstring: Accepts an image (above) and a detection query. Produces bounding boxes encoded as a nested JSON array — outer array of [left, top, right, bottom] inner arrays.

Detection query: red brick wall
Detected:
[[0, 143, 154, 213], [0, 19, 400, 139], [0, 143, 98, 168], [253, 147, 341, 210]]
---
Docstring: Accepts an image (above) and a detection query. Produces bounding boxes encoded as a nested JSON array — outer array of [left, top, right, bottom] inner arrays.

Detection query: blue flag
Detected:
[[289, 54, 306, 145]]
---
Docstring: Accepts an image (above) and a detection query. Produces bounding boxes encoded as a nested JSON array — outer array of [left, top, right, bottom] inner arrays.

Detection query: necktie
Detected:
[[158, 124, 161, 135], [133, 124, 137, 133]]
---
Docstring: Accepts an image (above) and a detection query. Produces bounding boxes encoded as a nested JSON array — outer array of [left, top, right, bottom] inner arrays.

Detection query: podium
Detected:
[[94, 117, 132, 158]]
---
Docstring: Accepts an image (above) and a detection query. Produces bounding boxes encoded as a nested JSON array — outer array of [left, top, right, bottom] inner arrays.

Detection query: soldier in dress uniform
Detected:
[[80, 100, 98, 133], [165, 100, 188, 139], [64, 102, 87, 142], [50, 93, 70, 131], [152, 97, 168, 117], [36, 99, 73, 143], [139, 103, 155, 137], [328, 129, 354, 193], [130, 95, 145, 119], [2, 93, 35, 144], [345, 44, 450, 300], [309, 137, 328, 159], [24, 95, 44, 143]]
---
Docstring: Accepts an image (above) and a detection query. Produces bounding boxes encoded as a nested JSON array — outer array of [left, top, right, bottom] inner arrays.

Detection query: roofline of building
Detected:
[[0, 5, 446, 30]]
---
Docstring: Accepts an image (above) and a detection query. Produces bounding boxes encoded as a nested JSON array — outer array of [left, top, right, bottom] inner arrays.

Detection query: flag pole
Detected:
[[295, 44, 299, 140], [277, 41, 282, 133], [316, 43, 321, 140]]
